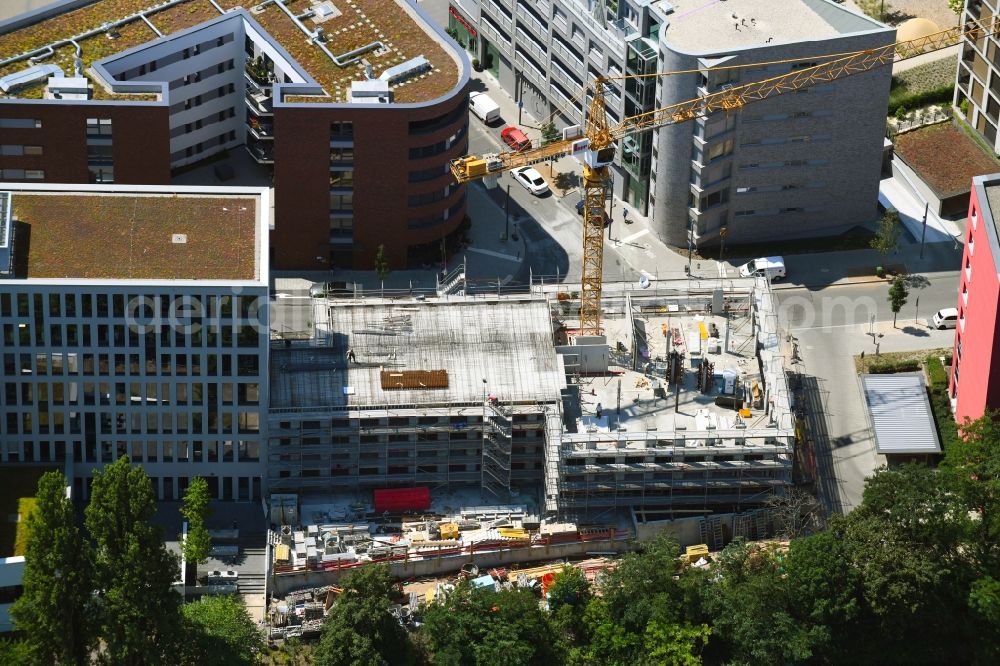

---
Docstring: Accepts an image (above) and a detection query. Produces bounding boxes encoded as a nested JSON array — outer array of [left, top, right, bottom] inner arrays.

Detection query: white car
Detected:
[[512, 167, 549, 196], [931, 307, 959, 329]]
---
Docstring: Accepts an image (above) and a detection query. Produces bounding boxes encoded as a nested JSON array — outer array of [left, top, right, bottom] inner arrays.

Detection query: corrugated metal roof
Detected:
[[861, 373, 942, 455]]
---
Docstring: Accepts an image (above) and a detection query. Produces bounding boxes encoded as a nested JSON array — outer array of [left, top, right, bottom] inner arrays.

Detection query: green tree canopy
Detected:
[[11, 471, 95, 666], [180, 477, 212, 567], [85, 456, 181, 665], [314, 564, 414, 666], [887, 275, 909, 326], [181, 595, 264, 666], [871, 208, 902, 256], [419, 581, 561, 666]]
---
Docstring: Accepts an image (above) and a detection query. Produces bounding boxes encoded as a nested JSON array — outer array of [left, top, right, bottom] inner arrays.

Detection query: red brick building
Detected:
[[950, 174, 1000, 424], [0, 0, 468, 270]]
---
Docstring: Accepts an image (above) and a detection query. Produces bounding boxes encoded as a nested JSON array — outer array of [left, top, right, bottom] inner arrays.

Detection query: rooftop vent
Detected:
[[348, 79, 391, 104], [378, 56, 430, 85], [172, 234, 187, 244], [313, 1, 341, 21], [45, 76, 90, 101], [0, 64, 63, 94]]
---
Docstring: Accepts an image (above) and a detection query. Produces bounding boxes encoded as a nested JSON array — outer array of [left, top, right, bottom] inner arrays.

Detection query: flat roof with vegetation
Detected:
[[0, 0, 459, 103], [11, 190, 259, 281], [894, 122, 1000, 198]]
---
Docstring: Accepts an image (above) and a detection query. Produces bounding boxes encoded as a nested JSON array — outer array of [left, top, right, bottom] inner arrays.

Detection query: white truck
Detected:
[[738, 256, 786, 281], [469, 92, 501, 123]]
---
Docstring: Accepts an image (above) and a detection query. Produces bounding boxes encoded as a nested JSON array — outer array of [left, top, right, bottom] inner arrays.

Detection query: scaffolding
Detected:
[[481, 399, 513, 501]]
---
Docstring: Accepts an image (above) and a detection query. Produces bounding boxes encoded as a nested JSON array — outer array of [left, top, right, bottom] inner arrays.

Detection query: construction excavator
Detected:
[[450, 18, 996, 336]]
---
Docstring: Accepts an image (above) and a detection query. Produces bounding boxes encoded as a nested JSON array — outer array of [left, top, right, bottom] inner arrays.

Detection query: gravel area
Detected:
[[844, 0, 961, 29]]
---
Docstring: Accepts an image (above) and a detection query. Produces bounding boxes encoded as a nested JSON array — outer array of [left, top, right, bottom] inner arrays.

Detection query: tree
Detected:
[[943, 412, 1000, 571], [949, 0, 965, 14], [871, 208, 902, 256], [374, 244, 390, 282], [784, 528, 863, 664], [11, 471, 95, 666], [540, 121, 561, 146], [887, 275, 908, 327], [181, 595, 264, 666], [0, 638, 34, 666], [419, 581, 560, 666], [85, 456, 181, 665], [766, 488, 824, 539], [180, 477, 212, 568], [314, 565, 413, 666], [703, 540, 817, 665], [548, 566, 593, 646]]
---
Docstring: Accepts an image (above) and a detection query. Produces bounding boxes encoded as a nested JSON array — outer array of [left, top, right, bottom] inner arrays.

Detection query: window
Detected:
[[0, 119, 40, 128], [86, 118, 113, 136], [707, 139, 733, 162], [329, 147, 354, 162], [24, 169, 44, 180], [330, 121, 354, 136]]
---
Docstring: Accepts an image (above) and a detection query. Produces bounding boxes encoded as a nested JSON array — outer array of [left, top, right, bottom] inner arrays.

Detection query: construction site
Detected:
[[268, 275, 794, 517], [262, 275, 796, 624]]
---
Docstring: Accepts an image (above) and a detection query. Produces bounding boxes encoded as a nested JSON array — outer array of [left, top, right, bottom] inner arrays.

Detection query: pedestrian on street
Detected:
[[623, 206, 632, 224]]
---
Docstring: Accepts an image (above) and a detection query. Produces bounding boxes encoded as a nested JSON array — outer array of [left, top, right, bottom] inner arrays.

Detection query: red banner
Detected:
[[449, 6, 478, 38]]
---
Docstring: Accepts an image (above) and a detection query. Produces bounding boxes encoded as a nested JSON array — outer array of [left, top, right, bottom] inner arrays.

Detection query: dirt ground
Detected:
[[843, 0, 960, 29]]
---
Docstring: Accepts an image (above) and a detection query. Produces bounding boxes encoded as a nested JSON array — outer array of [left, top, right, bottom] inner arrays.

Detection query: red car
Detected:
[[500, 126, 532, 151]]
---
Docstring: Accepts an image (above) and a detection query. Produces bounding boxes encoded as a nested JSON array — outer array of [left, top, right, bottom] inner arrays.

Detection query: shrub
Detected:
[[889, 85, 955, 116], [867, 359, 921, 374]]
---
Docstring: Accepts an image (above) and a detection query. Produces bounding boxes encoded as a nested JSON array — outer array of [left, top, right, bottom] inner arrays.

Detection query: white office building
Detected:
[[0, 183, 270, 501]]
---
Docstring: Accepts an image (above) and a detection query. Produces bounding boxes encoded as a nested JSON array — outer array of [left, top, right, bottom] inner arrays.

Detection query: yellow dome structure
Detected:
[[896, 17, 942, 43]]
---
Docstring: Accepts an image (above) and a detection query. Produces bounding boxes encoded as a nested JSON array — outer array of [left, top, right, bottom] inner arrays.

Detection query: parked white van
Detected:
[[469, 92, 500, 123], [738, 256, 786, 281]]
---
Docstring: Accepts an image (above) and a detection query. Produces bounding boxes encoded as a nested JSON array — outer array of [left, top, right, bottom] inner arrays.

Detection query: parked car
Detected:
[[469, 92, 500, 123], [500, 126, 532, 151], [738, 256, 786, 281], [309, 281, 356, 298], [512, 166, 549, 195], [931, 307, 959, 329]]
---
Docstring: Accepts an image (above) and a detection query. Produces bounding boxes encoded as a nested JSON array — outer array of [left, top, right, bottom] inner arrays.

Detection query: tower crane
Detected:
[[451, 19, 996, 335]]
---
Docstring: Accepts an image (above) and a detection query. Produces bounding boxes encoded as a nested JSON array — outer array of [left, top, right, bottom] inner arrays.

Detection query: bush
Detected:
[[471, 58, 482, 71], [888, 85, 955, 116], [867, 359, 921, 374]]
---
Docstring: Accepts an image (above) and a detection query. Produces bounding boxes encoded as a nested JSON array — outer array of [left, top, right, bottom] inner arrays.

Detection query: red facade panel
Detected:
[[373, 486, 431, 513], [950, 180, 1000, 424]]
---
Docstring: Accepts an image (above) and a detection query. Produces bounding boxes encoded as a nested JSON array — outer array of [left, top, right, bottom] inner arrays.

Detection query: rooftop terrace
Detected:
[[0, 0, 460, 103], [270, 298, 566, 410], [660, 0, 880, 53], [7, 187, 262, 281]]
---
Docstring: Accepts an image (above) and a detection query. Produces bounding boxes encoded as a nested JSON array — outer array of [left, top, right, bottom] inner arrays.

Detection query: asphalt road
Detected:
[[777, 272, 961, 332], [776, 273, 960, 514]]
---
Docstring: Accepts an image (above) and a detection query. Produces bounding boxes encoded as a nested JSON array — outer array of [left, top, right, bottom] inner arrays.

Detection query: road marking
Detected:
[[620, 228, 649, 244], [468, 247, 522, 262]]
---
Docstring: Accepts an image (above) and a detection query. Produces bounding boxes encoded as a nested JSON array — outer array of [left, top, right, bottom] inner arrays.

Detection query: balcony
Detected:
[[245, 89, 273, 116], [516, 4, 548, 39], [515, 27, 547, 61], [247, 118, 273, 141], [246, 141, 273, 164]]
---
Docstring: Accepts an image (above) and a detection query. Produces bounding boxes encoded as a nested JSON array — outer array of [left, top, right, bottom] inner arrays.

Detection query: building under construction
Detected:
[[267, 276, 795, 519]]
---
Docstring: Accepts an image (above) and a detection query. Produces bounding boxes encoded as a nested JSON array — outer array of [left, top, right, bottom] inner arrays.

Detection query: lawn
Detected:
[[894, 122, 1000, 197], [0, 467, 54, 558]]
